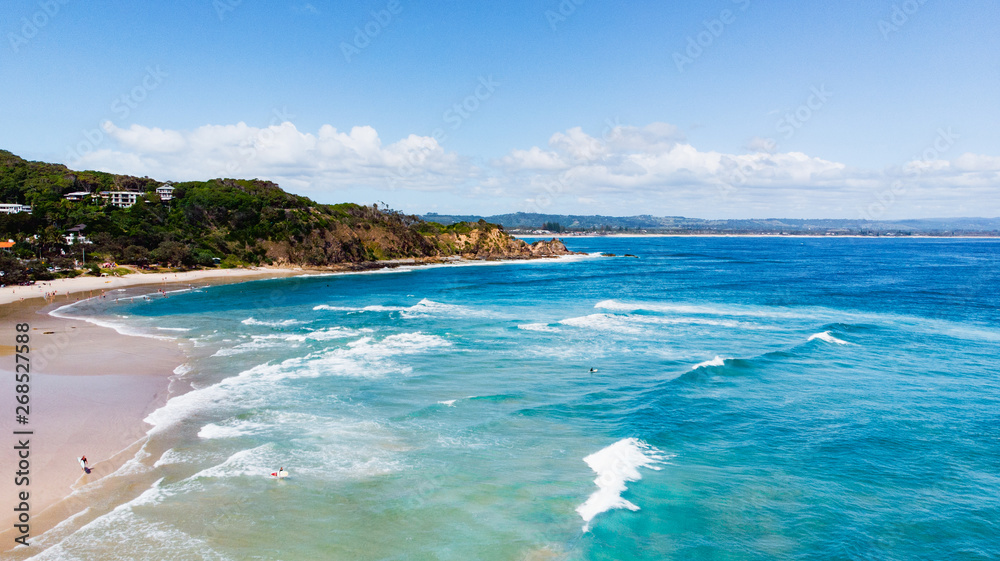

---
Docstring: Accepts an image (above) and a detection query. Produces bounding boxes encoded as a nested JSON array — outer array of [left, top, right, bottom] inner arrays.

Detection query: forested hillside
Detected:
[[0, 150, 563, 281]]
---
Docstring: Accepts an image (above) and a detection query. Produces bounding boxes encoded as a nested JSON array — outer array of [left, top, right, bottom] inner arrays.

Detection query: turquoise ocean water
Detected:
[[32, 237, 1000, 560]]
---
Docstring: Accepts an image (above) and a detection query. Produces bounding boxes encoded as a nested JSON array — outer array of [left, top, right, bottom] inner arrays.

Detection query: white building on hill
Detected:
[[64, 191, 92, 201], [156, 183, 175, 201], [99, 191, 140, 208], [0, 204, 32, 214]]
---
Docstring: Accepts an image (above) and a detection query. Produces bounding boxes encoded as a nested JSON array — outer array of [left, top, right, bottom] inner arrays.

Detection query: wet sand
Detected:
[[0, 268, 308, 553]]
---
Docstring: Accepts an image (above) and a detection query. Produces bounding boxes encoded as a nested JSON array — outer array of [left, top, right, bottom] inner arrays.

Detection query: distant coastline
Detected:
[[514, 232, 1000, 239], [424, 212, 1000, 238]]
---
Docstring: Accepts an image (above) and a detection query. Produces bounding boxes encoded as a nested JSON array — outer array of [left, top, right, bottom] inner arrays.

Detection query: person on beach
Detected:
[[80, 456, 89, 471]]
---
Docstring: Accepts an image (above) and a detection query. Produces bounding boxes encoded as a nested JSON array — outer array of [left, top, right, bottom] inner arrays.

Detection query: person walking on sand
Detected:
[[79, 455, 89, 472]]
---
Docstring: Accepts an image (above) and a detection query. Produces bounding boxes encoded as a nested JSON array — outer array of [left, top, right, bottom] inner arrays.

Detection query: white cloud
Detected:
[[73, 121, 476, 193], [495, 124, 999, 218], [951, 153, 1000, 172], [65, 120, 1000, 219], [744, 136, 777, 154]]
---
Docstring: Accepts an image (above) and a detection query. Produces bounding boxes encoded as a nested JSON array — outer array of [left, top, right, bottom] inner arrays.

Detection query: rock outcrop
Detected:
[[438, 227, 576, 260]]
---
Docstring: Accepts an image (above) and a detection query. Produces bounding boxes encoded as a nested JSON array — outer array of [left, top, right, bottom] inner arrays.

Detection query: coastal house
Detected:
[[64, 191, 92, 202], [64, 232, 91, 245], [0, 203, 32, 214], [64, 224, 91, 245], [99, 191, 141, 208], [156, 183, 175, 201]]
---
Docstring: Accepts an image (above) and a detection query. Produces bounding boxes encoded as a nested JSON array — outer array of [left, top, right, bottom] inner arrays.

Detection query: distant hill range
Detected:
[[421, 212, 1000, 236]]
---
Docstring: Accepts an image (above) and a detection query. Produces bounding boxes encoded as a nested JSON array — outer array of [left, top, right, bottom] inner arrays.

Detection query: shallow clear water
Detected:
[[35, 237, 1000, 560]]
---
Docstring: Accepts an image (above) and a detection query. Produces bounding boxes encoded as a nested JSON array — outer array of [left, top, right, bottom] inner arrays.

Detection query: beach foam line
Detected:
[[808, 331, 849, 345], [691, 356, 727, 370], [49, 303, 177, 341], [576, 438, 667, 531]]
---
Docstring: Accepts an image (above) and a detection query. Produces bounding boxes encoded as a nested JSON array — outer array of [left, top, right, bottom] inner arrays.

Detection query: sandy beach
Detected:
[[0, 267, 306, 551], [0, 267, 307, 307]]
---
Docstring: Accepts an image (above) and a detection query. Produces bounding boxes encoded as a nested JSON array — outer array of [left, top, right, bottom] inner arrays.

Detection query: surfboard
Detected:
[[271, 470, 289, 478]]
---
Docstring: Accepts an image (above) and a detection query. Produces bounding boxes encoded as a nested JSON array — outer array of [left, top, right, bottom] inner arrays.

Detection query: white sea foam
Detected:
[[187, 444, 276, 479], [145, 332, 450, 435], [314, 298, 496, 319], [156, 327, 191, 332], [49, 304, 175, 341], [313, 304, 355, 311], [152, 448, 189, 468], [594, 299, 805, 319], [560, 313, 645, 335], [21, 506, 95, 552], [559, 312, 745, 335], [576, 438, 668, 531], [517, 323, 561, 333], [186, 416, 406, 481], [691, 356, 727, 370], [26, 479, 234, 561], [808, 331, 850, 345], [241, 317, 302, 327], [284, 326, 375, 342], [211, 334, 294, 357], [197, 421, 270, 439], [438, 399, 457, 407], [214, 327, 377, 355]]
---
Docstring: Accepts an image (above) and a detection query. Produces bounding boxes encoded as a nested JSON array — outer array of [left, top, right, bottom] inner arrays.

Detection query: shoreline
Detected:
[[0, 267, 311, 555], [0, 300, 185, 548], [0, 256, 585, 555], [0, 266, 308, 307]]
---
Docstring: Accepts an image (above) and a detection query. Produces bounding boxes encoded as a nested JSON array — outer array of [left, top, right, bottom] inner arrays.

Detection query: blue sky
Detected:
[[2, 0, 998, 218]]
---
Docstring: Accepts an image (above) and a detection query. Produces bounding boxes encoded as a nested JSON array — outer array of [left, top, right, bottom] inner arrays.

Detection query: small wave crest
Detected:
[[560, 314, 645, 335], [241, 317, 302, 328], [517, 323, 561, 333], [576, 438, 668, 531], [691, 356, 727, 370], [594, 299, 803, 319], [808, 331, 849, 345], [285, 326, 375, 342], [313, 298, 495, 319]]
